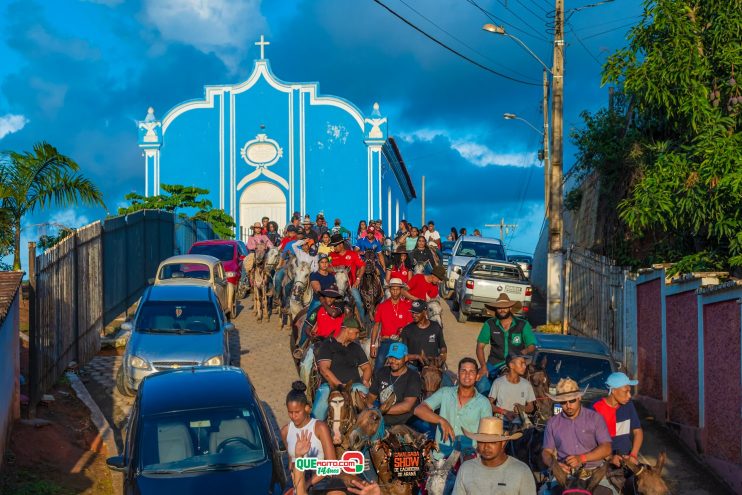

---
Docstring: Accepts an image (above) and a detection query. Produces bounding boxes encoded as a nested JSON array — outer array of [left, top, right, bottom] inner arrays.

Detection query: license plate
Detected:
[[553, 403, 562, 415], [505, 286, 522, 294]]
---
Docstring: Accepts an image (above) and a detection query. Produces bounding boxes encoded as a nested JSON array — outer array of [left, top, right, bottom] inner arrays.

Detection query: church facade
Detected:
[[138, 36, 416, 239]]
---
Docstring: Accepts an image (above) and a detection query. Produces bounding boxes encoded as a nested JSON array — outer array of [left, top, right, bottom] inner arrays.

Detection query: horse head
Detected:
[[527, 361, 553, 423], [344, 393, 394, 453], [622, 452, 669, 495], [420, 353, 445, 398], [334, 266, 349, 295], [425, 450, 460, 495], [413, 263, 426, 275], [327, 382, 357, 446], [265, 247, 280, 269]]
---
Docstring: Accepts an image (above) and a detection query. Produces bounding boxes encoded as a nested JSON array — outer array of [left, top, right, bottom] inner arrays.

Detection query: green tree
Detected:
[[575, 0, 742, 273], [118, 184, 235, 239], [0, 142, 105, 271]]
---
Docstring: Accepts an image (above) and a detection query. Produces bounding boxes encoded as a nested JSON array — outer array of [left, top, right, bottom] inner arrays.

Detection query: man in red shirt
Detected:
[[296, 285, 345, 354], [370, 278, 413, 371], [328, 233, 367, 322], [403, 264, 447, 301]]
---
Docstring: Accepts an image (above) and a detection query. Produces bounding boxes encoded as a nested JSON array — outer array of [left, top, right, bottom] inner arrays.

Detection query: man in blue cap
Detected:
[[365, 342, 422, 426], [592, 372, 643, 467]]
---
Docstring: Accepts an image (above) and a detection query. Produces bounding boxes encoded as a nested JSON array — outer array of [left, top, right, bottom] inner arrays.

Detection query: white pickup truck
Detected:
[[452, 258, 532, 323]]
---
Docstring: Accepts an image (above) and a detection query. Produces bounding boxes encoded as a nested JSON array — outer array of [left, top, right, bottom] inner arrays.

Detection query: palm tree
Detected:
[[1, 142, 105, 271]]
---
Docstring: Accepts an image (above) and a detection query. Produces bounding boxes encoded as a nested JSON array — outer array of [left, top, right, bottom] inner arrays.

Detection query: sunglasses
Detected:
[[559, 399, 579, 405]]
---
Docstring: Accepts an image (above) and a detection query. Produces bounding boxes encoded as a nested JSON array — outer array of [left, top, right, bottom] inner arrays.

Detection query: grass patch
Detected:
[[1, 469, 74, 495]]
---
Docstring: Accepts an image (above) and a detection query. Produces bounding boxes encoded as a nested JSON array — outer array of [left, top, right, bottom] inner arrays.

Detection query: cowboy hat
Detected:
[[430, 265, 447, 282], [394, 245, 408, 254], [302, 215, 314, 225], [319, 284, 342, 298], [546, 377, 587, 403], [463, 417, 522, 443], [484, 293, 522, 313], [387, 277, 407, 288], [329, 233, 345, 246]]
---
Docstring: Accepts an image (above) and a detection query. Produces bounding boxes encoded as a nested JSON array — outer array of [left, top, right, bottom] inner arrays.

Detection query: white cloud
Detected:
[[48, 209, 90, 230], [0, 114, 29, 140], [143, 0, 267, 71]]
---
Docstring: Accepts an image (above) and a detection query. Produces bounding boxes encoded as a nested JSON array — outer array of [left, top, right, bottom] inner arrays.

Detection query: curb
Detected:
[[66, 371, 124, 495]]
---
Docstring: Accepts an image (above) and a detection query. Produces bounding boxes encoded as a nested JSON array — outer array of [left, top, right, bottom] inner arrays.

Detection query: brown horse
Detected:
[[418, 352, 457, 398], [251, 243, 271, 321], [359, 250, 383, 324], [549, 451, 610, 494], [609, 453, 669, 495], [326, 382, 362, 449]]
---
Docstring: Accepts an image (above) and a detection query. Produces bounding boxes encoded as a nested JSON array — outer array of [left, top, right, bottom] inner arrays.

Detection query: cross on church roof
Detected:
[[255, 35, 270, 59]]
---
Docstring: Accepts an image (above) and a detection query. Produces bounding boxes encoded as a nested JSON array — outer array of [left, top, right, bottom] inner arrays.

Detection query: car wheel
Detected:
[[457, 308, 468, 323], [116, 366, 133, 397]]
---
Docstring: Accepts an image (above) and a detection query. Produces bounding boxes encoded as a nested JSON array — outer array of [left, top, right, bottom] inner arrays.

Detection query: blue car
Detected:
[[107, 367, 290, 494]]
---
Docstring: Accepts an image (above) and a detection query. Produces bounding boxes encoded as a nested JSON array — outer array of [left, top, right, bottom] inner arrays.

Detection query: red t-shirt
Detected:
[[279, 236, 293, 251], [374, 298, 413, 338], [330, 250, 365, 285], [407, 274, 439, 300], [389, 264, 410, 282], [315, 307, 343, 338]]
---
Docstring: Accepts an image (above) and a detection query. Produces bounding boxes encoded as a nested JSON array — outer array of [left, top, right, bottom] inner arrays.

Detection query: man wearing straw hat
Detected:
[[453, 417, 536, 494], [247, 221, 274, 251], [475, 294, 537, 395], [541, 378, 614, 492], [370, 278, 413, 371]]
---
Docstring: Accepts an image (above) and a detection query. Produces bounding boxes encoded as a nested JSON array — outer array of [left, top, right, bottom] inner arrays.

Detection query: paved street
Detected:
[[79, 294, 730, 494]]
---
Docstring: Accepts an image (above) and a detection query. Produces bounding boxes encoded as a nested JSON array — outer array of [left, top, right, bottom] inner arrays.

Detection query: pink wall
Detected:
[[666, 291, 699, 426], [637, 279, 663, 400], [703, 300, 741, 464]]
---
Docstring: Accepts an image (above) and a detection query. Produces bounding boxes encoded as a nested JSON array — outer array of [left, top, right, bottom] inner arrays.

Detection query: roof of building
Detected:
[[386, 137, 417, 200], [0, 272, 24, 325]]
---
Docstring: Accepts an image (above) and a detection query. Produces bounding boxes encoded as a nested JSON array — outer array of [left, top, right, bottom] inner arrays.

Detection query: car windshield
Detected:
[[158, 263, 211, 281], [190, 244, 234, 262], [535, 351, 613, 391], [454, 241, 505, 260], [138, 406, 268, 474], [137, 301, 219, 333], [470, 262, 523, 281]]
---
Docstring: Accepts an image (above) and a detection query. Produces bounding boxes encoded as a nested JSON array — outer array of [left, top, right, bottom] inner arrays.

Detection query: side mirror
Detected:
[[147, 277, 155, 285], [106, 456, 127, 473], [224, 322, 236, 332], [120, 322, 133, 332], [453, 266, 462, 274]]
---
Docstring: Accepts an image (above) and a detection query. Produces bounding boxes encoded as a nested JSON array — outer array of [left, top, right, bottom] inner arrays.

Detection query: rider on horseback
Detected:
[[297, 284, 345, 350], [475, 294, 537, 395], [369, 278, 413, 372], [355, 226, 386, 278], [364, 342, 422, 426], [328, 234, 367, 323], [308, 253, 336, 315], [489, 353, 536, 428], [247, 222, 274, 252], [385, 245, 412, 284], [400, 300, 450, 388]]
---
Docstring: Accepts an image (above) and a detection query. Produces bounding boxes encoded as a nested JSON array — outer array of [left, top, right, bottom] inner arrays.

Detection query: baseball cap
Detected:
[[410, 300, 428, 313], [286, 225, 298, 233], [367, 226, 376, 233], [605, 372, 638, 389], [318, 253, 330, 261], [387, 342, 408, 360]]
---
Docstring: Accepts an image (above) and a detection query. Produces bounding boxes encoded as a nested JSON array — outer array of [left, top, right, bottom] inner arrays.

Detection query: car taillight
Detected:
[[525, 286, 532, 296], [464, 299, 472, 305], [527, 264, 532, 270], [522, 306, 529, 312], [466, 280, 474, 289]]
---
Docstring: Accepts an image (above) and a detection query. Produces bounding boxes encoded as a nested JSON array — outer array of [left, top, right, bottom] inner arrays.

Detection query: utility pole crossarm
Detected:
[[485, 219, 518, 241]]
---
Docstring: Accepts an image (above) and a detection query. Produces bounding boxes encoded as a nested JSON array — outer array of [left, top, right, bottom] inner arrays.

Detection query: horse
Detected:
[[250, 243, 272, 322], [547, 452, 610, 494], [327, 382, 363, 448], [608, 453, 668, 495], [424, 450, 460, 495], [426, 298, 443, 327], [418, 353, 457, 398], [359, 250, 383, 324], [288, 261, 312, 327], [333, 266, 359, 319]]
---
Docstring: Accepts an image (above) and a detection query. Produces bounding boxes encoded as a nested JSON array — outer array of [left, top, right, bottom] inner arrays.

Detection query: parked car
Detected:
[[189, 240, 249, 300], [116, 285, 232, 396], [507, 254, 533, 280], [453, 258, 532, 323], [107, 366, 289, 494], [532, 332, 619, 414], [154, 254, 236, 319], [441, 236, 507, 299]]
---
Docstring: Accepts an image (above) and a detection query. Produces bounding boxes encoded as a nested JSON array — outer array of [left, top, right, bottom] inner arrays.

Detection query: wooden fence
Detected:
[[28, 210, 216, 412]]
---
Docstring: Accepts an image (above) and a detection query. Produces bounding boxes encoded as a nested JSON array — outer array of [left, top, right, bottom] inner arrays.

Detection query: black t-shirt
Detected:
[[310, 272, 336, 300], [410, 248, 435, 267], [400, 321, 446, 362], [369, 366, 422, 425], [316, 338, 369, 385]]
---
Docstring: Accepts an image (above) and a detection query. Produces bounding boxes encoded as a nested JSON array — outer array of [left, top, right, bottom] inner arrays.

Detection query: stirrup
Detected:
[[293, 348, 305, 360]]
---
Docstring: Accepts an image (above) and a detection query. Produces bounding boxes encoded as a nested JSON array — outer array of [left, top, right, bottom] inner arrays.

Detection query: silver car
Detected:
[[116, 285, 233, 396], [442, 236, 507, 298], [154, 254, 236, 319]]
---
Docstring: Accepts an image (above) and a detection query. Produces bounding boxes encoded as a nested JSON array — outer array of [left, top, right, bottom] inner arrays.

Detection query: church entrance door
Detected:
[[239, 182, 287, 239]]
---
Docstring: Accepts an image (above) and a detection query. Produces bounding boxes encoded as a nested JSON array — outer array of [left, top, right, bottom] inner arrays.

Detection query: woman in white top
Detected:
[[280, 381, 343, 495]]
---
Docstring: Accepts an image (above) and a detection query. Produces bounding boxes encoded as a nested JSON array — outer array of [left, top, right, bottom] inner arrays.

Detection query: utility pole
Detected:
[[548, 0, 565, 326], [485, 218, 517, 242], [543, 68, 551, 218]]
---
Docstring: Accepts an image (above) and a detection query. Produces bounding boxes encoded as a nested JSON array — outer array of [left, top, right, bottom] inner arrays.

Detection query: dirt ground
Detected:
[[1, 333, 114, 495]]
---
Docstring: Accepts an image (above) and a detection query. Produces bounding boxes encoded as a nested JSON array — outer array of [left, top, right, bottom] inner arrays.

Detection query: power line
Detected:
[[567, 22, 603, 67], [465, 0, 550, 43], [490, 0, 550, 41], [373, 0, 541, 86], [570, 14, 641, 33], [529, 0, 549, 14], [580, 21, 637, 40], [396, 0, 538, 81], [514, 0, 548, 23]]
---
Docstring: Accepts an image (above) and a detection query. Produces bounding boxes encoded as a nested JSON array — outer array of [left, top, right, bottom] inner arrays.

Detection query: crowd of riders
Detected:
[[247, 212, 646, 495]]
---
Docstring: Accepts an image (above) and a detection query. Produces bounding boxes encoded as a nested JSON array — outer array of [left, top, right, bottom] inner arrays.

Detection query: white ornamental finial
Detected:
[[255, 35, 270, 59]]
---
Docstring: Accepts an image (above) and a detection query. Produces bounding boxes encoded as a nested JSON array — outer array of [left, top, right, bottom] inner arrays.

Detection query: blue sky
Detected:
[[0, 0, 644, 264]]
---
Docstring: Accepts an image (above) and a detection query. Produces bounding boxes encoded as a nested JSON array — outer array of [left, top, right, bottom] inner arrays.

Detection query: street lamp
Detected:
[[503, 113, 543, 135], [482, 24, 552, 75]]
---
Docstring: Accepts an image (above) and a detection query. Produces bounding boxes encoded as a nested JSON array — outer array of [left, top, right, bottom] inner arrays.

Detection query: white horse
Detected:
[[288, 261, 313, 324]]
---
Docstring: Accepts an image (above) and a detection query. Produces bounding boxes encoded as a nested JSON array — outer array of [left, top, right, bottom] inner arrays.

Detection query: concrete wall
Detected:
[[0, 289, 20, 466]]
